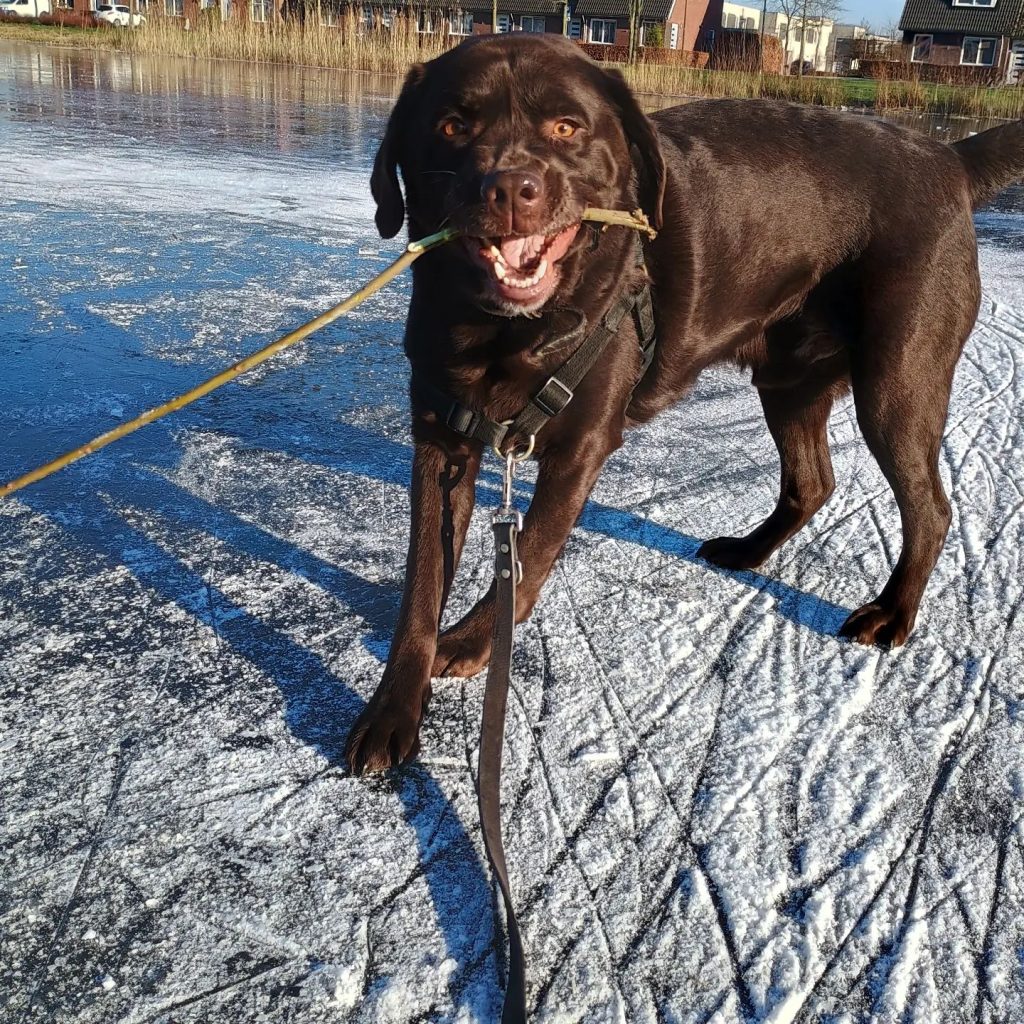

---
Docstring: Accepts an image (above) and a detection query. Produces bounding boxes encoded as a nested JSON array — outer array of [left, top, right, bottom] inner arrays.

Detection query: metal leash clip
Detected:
[[493, 437, 532, 584]]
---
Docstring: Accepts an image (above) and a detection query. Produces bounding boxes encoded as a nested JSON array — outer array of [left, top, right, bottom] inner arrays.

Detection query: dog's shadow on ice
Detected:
[[18, 417, 849, 1020], [19, 464, 502, 1021]]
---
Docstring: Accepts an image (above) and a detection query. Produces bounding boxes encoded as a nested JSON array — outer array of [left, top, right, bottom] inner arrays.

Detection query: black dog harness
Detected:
[[415, 247, 657, 455]]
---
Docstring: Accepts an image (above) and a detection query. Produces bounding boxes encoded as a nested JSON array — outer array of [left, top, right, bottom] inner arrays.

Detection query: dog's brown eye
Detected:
[[552, 120, 578, 139], [440, 117, 467, 138]]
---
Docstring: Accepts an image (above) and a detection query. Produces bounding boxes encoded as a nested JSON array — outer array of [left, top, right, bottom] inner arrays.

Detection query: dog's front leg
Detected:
[[346, 437, 480, 774], [433, 437, 615, 679]]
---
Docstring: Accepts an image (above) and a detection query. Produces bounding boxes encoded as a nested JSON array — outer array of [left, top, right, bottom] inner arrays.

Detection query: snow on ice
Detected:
[[2, 42, 1024, 1024]]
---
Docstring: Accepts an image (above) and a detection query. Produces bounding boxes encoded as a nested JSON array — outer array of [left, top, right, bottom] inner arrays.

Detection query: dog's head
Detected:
[[371, 34, 665, 316]]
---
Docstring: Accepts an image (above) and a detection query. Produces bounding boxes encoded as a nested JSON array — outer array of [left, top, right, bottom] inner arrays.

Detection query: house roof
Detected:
[[573, 0, 673, 20], [898, 0, 1024, 35], [467, 0, 565, 11]]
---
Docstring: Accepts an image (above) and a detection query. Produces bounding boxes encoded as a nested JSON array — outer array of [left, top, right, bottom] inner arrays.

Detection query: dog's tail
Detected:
[[953, 120, 1024, 208]]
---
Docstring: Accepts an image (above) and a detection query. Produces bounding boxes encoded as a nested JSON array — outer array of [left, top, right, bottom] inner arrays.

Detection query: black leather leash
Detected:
[[479, 450, 528, 1023], [457, 241, 658, 1022]]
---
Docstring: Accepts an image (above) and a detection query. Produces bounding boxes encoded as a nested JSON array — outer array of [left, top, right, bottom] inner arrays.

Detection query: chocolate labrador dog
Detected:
[[346, 33, 1024, 773]]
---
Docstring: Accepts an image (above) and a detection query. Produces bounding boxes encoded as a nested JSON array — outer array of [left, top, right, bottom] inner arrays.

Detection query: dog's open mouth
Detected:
[[464, 223, 580, 309]]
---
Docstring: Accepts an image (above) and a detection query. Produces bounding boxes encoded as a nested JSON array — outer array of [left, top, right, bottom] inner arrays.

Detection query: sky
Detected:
[[829, 0, 906, 31]]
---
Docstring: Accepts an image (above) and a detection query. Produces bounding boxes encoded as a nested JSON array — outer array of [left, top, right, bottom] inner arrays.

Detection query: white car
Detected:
[[95, 3, 145, 25], [0, 0, 52, 18]]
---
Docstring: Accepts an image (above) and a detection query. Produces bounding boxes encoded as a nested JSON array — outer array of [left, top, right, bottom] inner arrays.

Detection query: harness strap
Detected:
[[414, 280, 657, 453], [634, 283, 657, 379], [479, 512, 527, 1023]]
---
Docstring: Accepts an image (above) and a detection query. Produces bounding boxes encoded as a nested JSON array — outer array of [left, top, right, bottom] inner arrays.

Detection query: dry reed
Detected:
[[2, 18, 1023, 117]]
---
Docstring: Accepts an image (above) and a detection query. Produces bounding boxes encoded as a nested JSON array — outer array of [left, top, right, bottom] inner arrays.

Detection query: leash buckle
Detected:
[[493, 448, 525, 584]]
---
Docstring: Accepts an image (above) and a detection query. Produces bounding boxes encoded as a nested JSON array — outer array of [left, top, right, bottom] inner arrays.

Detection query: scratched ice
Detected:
[[2, 42, 1024, 1024]]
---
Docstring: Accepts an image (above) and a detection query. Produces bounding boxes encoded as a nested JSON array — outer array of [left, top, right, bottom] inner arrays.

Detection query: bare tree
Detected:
[[789, 0, 842, 73], [769, 0, 801, 71], [810, 0, 843, 70], [628, 0, 642, 61]]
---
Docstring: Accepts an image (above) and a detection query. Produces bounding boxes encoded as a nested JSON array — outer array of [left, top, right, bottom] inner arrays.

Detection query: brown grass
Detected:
[[2, 18, 1022, 118], [128, 10, 449, 73], [873, 77, 1024, 120], [623, 63, 847, 107]]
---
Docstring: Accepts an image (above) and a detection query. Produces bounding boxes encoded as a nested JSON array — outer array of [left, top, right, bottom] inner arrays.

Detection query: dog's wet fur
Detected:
[[346, 33, 1024, 774]]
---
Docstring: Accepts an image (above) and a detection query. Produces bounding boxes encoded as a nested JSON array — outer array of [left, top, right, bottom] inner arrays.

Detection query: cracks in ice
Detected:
[[18, 737, 134, 1022]]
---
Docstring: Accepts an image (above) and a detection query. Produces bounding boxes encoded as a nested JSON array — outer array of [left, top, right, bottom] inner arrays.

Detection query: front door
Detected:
[[1010, 40, 1024, 84]]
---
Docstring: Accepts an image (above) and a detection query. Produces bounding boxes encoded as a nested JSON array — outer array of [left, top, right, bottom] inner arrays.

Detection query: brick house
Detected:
[[899, 0, 1024, 83], [564, 0, 721, 51], [473, 0, 566, 33]]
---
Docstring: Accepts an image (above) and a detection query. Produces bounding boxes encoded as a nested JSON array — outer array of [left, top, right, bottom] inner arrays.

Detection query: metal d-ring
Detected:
[[492, 423, 535, 464]]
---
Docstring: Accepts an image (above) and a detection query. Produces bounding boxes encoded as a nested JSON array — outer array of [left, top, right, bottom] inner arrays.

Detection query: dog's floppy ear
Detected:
[[370, 64, 425, 239], [601, 67, 666, 231]]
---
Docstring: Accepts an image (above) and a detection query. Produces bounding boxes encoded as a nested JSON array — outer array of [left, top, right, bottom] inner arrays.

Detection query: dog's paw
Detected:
[[432, 631, 491, 679], [345, 693, 428, 775], [839, 602, 913, 650], [697, 535, 769, 571]]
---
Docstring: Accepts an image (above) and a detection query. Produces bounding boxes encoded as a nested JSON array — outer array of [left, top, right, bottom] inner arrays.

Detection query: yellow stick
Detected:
[[0, 226, 455, 501], [0, 210, 652, 501]]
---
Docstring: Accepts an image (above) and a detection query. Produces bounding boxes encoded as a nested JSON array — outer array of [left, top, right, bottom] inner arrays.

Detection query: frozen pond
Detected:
[[2, 41, 1024, 1024]]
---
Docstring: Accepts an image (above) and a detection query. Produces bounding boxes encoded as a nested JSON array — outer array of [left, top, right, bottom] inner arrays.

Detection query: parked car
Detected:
[[789, 59, 815, 75], [95, 3, 145, 25], [0, 0, 52, 18]]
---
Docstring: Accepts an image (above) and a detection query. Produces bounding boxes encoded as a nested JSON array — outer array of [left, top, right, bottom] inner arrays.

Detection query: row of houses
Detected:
[[720, 0, 1024, 82], [57, 0, 721, 50], [60, 0, 1024, 83]]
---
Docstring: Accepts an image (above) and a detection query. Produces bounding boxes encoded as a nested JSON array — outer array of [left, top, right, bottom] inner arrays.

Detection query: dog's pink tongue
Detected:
[[498, 235, 541, 269]]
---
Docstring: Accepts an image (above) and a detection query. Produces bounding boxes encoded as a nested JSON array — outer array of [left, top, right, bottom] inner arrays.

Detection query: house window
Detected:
[[961, 36, 997, 65], [165, 0, 183, 14], [360, 5, 373, 29], [418, 9, 435, 31], [805, 28, 816, 43], [590, 17, 616, 43], [669, 21, 678, 47], [640, 19, 657, 42], [323, 5, 337, 24], [450, 10, 473, 33], [496, 12, 511, 31], [911, 33, 932, 61], [520, 14, 544, 31], [568, 16, 582, 37], [725, 12, 736, 27], [952, 0, 996, 6]]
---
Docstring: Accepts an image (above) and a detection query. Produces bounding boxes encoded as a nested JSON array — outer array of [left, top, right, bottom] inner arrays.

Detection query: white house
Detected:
[[762, 10, 834, 71], [721, 0, 760, 30]]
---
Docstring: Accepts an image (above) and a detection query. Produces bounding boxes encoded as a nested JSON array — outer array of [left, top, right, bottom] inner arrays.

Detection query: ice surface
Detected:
[[2, 41, 1024, 1024]]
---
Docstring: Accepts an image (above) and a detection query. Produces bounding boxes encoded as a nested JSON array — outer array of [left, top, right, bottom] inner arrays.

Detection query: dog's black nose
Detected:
[[481, 169, 544, 226]]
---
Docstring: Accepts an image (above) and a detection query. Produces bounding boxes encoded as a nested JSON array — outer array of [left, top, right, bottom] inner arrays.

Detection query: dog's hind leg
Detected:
[[698, 378, 839, 570], [838, 257, 976, 648], [838, 370, 956, 649]]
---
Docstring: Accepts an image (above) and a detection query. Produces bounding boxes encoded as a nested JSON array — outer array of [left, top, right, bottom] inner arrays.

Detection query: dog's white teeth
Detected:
[[493, 257, 549, 290], [489, 245, 505, 264]]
